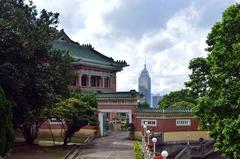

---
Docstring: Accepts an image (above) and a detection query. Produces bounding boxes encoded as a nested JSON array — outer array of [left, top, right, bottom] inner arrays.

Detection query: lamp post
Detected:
[[187, 134, 190, 145], [161, 150, 169, 159], [143, 124, 147, 138], [152, 137, 157, 157], [146, 130, 150, 145]]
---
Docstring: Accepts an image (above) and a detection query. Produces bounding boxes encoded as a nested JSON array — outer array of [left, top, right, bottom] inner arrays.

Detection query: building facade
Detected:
[[52, 29, 128, 93], [152, 95, 163, 107], [138, 64, 151, 105], [40, 30, 208, 141]]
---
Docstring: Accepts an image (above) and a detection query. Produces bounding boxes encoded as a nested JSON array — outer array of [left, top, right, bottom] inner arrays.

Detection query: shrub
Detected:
[[133, 141, 144, 159], [0, 88, 15, 157]]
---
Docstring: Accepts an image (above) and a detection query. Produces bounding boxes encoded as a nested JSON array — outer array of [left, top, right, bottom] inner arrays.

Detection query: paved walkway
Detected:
[[76, 132, 134, 159]]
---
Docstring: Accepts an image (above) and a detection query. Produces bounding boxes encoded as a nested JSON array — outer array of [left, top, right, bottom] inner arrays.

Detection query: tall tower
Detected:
[[138, 64, 151, 106]]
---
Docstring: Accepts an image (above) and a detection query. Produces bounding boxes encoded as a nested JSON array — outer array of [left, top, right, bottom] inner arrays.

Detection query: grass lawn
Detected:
[[8, 144, 74, 159], [9, 130, 90, 159], [15, 130, 89, 144], [37, 136, 87, 143]]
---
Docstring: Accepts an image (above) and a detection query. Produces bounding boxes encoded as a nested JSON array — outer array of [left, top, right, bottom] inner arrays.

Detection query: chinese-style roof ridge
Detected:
[[136, 108, 192, 113], [56, 29, 79, 44], [52, 30, 128, 70], [96, 90, 138, 98]]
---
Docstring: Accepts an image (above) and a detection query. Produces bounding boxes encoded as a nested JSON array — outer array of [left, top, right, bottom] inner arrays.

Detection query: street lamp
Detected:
[[146, 130, 150, 145], [143, 124, 147, 136], [161, 150, 169, 159], [187, 134, 190, 145], [152, 137, 157, 157]]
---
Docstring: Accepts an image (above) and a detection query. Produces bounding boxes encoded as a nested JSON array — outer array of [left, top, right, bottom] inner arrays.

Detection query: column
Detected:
[[129, 111, 132, 123], [102, 77, 105, 88], [88, 75, 91, 87], [98, 112, 104, 136]]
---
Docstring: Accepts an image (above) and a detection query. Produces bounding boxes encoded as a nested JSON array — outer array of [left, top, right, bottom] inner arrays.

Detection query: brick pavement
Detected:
[[76, 132, 134, 159]]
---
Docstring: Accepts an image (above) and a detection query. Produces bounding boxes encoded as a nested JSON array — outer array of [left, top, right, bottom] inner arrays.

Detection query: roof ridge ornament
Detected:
[[81, 43, 94, 49]]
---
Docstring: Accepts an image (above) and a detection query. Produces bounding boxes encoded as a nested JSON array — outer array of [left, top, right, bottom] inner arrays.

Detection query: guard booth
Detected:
[[96, 90, 138, 136]]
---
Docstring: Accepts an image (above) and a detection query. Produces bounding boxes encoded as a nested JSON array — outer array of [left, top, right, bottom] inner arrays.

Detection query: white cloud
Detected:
[[112, 5, 209, 95], [32, 0, 229, 95]]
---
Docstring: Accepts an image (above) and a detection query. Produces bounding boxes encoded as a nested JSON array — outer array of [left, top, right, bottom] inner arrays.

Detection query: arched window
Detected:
[[81, 75, 88, 86]]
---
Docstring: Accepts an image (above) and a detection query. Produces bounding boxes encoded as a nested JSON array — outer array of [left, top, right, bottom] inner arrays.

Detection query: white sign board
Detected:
[[141, 119, 157, 126], [48, 118, 65, 125], [176, 119, 191, 126]]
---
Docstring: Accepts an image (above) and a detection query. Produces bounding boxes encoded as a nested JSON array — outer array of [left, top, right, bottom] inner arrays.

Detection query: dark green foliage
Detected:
[[0, 0, 73, 144], [0, 88, 14, 157], [48, 51, 74, 97], [187, 3, 240, 158], [50, 93, 98, 146], [172, 101, 195, 109], [158, 89, 196, 109], [185, 57, 210, 98]]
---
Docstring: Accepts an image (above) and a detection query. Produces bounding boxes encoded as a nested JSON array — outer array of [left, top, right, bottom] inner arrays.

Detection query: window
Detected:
[[48, 118, 65, 125], [104, 77, 110, 88], [96, 76, 101, 87], [81, 75, 88, 86], [91, 76, 101, 87], [176, 119, 191, 126], [141, 119, 157, 126], [91, 76, 96, 87]]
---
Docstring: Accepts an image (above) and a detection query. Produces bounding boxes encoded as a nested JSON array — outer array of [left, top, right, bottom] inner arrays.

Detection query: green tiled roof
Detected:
[[136, 108, 192, 113], [51, 30, 128, 70], [96, 90, 138, 98]]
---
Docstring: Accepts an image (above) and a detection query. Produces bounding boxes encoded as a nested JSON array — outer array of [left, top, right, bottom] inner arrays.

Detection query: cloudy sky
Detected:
[[33, 0, 238, 95]]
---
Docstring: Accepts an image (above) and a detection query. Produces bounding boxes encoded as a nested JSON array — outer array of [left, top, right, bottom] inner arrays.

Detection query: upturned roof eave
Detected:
[[72, 59, 128, 72]]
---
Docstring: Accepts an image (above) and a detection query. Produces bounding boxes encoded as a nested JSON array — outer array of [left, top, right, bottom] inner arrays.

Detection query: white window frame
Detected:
[[141, 119, 157, 126], [176, 119, 191, 126]]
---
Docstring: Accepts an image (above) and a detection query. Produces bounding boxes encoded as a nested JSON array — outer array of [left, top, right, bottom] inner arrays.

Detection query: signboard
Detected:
[[141, 119, 157, 126], [48, 118, 65, 125], [176, 119, 191, 126]]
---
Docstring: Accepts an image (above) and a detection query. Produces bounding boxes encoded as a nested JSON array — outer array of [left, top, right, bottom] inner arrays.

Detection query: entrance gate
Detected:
[[98, 109, 133, 136], [102, 112, 109, 136]]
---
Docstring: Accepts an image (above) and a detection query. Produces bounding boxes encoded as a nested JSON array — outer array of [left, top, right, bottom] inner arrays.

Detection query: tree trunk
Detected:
[[21, 123, 38, 145], [63, 131, 72, 146]]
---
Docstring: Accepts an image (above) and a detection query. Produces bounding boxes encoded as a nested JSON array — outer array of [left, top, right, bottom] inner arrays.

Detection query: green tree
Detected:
[[172, 101, 195, 109], [187, 3, 240, 158], [0, 88, 14, 157], [50, 93, 98, 146], [138, 101, 150, 108], [0, 0, 73, 144], [158, 89, 195, 109], [185, 57, 210, 98]]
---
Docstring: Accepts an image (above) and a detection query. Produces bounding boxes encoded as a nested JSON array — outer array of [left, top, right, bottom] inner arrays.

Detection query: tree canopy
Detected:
[[0, 0, 73, 144], [0, 88, 14, 157], [186, 3, 240, 158], [185, 57, 210, 99], [50, 93, 98, 146], [158, 89, 196, 109]]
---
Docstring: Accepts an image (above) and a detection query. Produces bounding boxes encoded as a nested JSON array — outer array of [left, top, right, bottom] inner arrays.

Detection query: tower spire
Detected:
[[144, 56, 146, 69]]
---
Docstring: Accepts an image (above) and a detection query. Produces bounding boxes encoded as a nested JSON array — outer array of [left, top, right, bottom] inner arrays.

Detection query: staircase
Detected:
[[175, 140, 224, 159]]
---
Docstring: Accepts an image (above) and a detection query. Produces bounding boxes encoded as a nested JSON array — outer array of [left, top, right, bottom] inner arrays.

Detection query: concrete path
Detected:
[[76, 132, 134, 159]]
